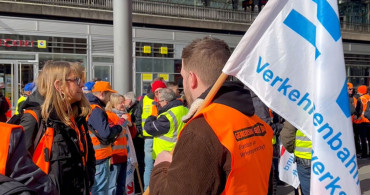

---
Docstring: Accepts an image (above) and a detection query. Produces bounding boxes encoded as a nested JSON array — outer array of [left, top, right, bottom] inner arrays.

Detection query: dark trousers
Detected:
[[353, 123, 362, 154], [358, 123, 370, 157]]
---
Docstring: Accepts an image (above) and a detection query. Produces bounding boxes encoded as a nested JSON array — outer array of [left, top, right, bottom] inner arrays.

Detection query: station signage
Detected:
[[0, 39, 47, 48]]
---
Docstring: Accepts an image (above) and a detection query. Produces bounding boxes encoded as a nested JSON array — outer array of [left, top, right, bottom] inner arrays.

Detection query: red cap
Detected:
[[152, 80, 166, 93], [347, 83, 353, 89]]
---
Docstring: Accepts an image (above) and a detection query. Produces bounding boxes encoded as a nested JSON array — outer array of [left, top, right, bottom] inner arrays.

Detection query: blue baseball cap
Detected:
[[24, 82, 35, 92], [84, 81, 95, 91]]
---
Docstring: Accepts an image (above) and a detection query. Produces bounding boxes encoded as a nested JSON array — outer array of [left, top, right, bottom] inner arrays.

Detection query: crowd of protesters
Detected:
[[4, 36, 365, 195]]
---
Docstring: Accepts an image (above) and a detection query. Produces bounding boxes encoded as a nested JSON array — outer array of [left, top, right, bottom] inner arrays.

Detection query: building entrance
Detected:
[[0, 61, 37, 108]]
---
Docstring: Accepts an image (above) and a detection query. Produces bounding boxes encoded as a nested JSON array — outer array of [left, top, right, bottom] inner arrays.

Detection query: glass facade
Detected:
[[135, 42, 181, 96]]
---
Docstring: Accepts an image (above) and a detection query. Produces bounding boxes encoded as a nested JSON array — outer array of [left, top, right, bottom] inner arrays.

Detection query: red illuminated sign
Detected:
[[0, 39, 35, 48]]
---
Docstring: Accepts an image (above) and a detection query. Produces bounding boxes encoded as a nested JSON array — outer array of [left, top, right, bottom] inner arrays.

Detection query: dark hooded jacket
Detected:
[[19, 90, 96, 194], [150, 82, 265, 194]]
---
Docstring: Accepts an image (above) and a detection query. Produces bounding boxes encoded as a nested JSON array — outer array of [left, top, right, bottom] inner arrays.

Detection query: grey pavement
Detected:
[[277, 157, 370, 195]]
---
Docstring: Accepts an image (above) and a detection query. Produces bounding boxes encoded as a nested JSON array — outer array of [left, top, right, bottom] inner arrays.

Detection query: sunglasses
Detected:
[[66, 77, 82, 86]]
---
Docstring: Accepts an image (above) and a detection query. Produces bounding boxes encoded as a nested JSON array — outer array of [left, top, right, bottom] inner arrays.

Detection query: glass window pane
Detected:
[[39, 54, 87, 70], [94, 66, 111, 82], [136, 58, 152, 72], [136, 73, 141, 96]]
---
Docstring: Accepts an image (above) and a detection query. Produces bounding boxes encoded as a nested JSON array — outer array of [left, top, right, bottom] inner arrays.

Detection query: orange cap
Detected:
[[91, 81, 117, 93], [347, 83, 353, 89], [358, 85, 368, 95]]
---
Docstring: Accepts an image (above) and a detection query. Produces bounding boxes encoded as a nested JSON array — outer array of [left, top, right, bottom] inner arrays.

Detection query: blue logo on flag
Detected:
[[283, 0, 341, 59]]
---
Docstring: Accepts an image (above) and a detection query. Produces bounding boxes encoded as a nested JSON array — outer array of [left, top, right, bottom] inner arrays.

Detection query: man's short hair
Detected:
[[158, 88, 176, 102], [182, 36, 231, 86], [166, 81, 178, 88]]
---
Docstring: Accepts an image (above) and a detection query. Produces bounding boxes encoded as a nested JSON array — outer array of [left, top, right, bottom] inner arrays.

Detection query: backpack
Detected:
[[7, 108, 52, 174], [0, 174, 36, 195]]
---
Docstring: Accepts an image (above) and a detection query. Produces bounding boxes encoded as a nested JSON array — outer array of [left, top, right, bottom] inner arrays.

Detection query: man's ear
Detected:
[[54, 80, 62, 92], [188, 71, 198, 89]]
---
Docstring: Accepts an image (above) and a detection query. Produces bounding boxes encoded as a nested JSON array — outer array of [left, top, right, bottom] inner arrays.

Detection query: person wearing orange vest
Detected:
[[355, 85, 370, 158], [149, 37, 273, 194], [0, 123, 57, 194], [105, 93, 130, 195], [85, 81, 123, 195], [348, 82, 362, 155], [20, 61, 96, 194]]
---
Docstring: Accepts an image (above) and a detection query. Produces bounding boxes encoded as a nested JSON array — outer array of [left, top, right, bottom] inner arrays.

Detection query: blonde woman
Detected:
[[20, 61, 95, 194], [105, 93, 131, 195]]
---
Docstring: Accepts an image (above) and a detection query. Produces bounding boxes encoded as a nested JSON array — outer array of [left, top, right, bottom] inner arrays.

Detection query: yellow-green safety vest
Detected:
[[141, 95, 154, 137], [15, 96, 27, 115], [152, 105, 188, 159], [294, 130, 312, 159]]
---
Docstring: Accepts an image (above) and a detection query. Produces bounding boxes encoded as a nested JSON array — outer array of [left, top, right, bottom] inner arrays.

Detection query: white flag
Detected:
[[278, 145, 300, 189], [223, 0, 360, 194], [125, 128, 138, 195]]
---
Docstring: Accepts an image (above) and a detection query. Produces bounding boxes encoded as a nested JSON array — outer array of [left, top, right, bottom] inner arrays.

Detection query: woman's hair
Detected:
[[105, 93, 124, 112], [37, 61, 91, 126]]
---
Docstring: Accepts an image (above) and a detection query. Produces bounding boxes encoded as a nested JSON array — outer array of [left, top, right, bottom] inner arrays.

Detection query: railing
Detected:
[[2, 0, 370, 32], [341, 22, 370, 33], [133, 1, 259, 23]]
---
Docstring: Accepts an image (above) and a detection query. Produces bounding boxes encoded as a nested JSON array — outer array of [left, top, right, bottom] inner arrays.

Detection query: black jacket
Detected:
[[19, 91, 43, 153], [20, 90, 96, 194], [144, 99, 184, 137], [5, 126, 57, 194]]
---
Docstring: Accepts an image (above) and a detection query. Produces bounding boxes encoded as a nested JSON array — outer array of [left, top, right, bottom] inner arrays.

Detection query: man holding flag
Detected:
[[149, 37, 273, 194], [222, 0, 360, 194]]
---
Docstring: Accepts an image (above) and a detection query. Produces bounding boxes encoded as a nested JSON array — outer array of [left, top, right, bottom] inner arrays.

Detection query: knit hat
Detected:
[[84, 81, 95, 91], [92, 81, 117, 93], [24, 82, 35, 92], [347, 83, 353, 89], [152, 80, 166, 93], [358, 85, 368, 95]]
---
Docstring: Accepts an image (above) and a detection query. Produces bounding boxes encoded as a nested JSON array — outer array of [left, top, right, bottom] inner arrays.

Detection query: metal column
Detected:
[[113, 0, 133, 94]]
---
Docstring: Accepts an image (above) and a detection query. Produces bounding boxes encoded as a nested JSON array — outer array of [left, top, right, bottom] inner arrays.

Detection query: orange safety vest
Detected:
[[106, 111, 128, 164], [180, 103, 273, 194], [0, 123, 23, 175], [354, 94, 370, 124], [87, 104, 112, 161], [32, 115, 88, 174]]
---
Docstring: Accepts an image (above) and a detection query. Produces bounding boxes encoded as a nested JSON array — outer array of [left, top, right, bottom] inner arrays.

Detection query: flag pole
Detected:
[[142, 72, 228, 195], [134, 163, 144, 194]]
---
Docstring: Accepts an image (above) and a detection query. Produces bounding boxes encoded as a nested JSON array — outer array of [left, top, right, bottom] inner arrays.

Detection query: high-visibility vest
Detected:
[[106, 110, 128, 165], [180, 103, 273, 195], [141, 95, 155, 137], [0, 123, 23, 175], [33, 116, 88, 174], [15, 96, 27, 115], [354, 94, 370, 124], [87, 104, 112, 161], [294, 130, 312, 160], [152, 105, 188, 159]]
